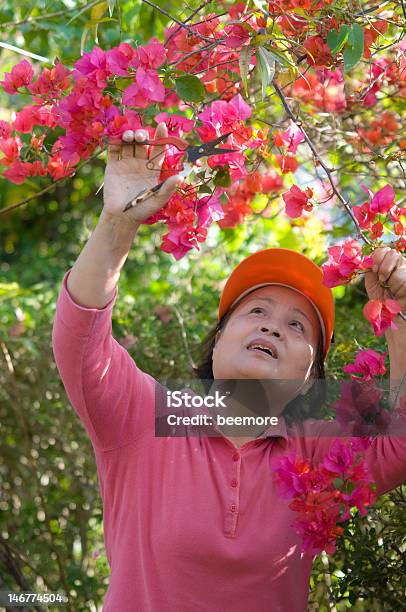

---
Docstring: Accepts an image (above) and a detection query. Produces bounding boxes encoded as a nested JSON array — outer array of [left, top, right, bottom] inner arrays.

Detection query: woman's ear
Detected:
[[213, 330, 222, 351]]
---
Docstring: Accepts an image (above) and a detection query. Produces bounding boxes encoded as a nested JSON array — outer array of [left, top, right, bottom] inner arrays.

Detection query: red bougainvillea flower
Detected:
[[282, 185, 313, 218], [261, 170, 284, 193], [343, 348, 387, 381], [0, 60, 34, 94], [276, 154, 299, 174], [28, 62, 71, 101], [352, 201, 376, 229], [363, 298, 402, 336], [304, 35, 333, 67], [294, 513, 344, 555]]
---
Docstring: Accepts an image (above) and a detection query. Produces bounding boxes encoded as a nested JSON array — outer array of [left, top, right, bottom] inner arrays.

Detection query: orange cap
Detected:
[[218, 248, 335, 359]]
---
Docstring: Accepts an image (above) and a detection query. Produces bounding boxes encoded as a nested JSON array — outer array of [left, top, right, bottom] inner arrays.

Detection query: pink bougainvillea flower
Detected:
[[322, 238, 373, 288], [3, 159, 30, 184], [106, 43, 136, 76], [73, 47, 111, 87], [197, 193, 225, 229], [333, 379, 390, 437], [160, 225, 207, 260], [271, 453, 311, 499], [282, 185, 313, 218], [0, 120, 12, 140], [361, 183, 395, 214], [130, 37, 167, 70], [122, 68, 165, 107], [343, 348, 387, 381], [278, 120, 305, 154], [343, 483, 376, 517], [0, 60, 34, 94], [363, 298, 402, 336], [154, 112, 195, 135], [320, 439, 354, 478]]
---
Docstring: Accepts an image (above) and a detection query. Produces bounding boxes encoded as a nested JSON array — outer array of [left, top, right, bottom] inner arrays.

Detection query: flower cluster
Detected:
[[321, 238, 373, 288], [342, 348, 387, 381], [272, 438, 376, 555]]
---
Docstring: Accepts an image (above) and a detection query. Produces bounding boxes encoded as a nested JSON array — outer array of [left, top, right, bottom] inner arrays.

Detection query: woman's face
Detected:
[[212, 285, 321, 385]]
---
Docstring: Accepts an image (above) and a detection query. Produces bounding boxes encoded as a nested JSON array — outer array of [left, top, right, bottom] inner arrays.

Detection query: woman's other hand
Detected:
[[365, 246, 406, 310]]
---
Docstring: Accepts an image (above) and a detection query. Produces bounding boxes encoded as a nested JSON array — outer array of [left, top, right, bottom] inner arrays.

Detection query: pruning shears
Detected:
[[122, 132, 238, 212]]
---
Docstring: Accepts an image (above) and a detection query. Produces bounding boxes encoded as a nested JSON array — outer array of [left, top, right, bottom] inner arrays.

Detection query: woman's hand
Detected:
[[103, 121, 182, 224], [364, 246, 406, 311]]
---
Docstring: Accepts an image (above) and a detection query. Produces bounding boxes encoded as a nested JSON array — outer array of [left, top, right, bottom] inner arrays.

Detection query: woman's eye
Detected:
[[250, 307, 264, 314], [290, 320, 304, 331]]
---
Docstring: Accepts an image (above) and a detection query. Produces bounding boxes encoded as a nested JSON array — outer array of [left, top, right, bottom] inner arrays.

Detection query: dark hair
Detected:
[[192, 300, 327, 424]]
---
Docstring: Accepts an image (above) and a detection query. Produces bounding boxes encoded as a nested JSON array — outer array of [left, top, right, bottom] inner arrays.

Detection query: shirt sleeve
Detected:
[[295, 418, 406, 497], [51, 269, 158, 452]]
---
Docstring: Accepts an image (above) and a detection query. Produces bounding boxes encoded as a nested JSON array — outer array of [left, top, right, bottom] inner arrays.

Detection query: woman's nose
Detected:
[[259, 324, 281, 338]]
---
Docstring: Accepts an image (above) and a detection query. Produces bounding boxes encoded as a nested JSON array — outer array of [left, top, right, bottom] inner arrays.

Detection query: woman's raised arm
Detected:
[[51, 123, 181, 451]]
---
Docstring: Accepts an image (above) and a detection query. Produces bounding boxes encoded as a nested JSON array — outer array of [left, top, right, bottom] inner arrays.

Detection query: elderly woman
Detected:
[[52, 123, 406, 612]]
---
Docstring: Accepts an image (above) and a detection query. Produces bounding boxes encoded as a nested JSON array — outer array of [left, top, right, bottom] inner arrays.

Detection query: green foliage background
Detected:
[[0, 1, 405, 610]]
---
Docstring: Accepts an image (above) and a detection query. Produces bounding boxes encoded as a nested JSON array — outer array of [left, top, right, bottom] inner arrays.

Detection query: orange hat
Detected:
[[218, 248, 335, 359]]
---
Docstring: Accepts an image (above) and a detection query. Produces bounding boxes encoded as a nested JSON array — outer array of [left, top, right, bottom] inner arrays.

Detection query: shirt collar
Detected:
[[184, 387, 289, 442]]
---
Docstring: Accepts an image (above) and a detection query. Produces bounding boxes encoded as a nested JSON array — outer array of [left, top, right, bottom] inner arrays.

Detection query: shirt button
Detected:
[[230, 478, 238, 487], [230, 504, 237, 512], [232, 453, 240, 461]]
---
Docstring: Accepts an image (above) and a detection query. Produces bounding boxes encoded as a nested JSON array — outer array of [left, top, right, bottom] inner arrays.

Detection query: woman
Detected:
[[52, 123, 406, 611]]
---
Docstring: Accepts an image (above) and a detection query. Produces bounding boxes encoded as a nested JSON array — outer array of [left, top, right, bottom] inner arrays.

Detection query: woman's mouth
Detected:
[[247, 344, 278, 359]]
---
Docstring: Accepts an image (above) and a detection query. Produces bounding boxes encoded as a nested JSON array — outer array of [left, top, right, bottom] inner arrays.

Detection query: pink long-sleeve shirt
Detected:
[[52, 269, 406, 612]]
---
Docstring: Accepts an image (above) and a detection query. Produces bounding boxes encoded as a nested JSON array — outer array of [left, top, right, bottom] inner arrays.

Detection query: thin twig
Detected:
[[272, 80, 372, 246], [0, 152, 102, 218], [164, 0, 216, 47], [141, 0, 215, 43]]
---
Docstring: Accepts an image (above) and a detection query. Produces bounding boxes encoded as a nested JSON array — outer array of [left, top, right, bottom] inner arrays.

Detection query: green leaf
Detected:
[[0, 282, 21, 302], [327, 25, 349, 56], [107, 0, 116, 17], [256, 47, 276, 100], [239, 46, 252, 97], [213, 166, 231, 188], [343, 23, 364, 74], [175, 75, 205, 103]]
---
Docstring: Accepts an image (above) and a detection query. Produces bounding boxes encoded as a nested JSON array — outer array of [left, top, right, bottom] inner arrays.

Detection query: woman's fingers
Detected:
[[374, 248, 402, 283], [107, 123, 168, 165]]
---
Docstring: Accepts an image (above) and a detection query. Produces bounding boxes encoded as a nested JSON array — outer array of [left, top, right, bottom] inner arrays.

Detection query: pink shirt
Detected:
[[52, 269, 406, 612]]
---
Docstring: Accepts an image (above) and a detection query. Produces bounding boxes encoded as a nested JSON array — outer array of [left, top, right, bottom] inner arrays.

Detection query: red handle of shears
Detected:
[[141, 136, 190, 152]]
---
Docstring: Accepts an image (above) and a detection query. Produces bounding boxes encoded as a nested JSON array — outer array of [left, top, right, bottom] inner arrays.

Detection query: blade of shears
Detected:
[[122, 133, 237, 213]]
